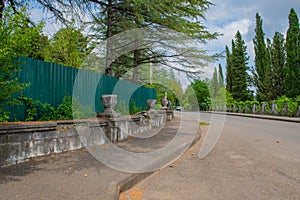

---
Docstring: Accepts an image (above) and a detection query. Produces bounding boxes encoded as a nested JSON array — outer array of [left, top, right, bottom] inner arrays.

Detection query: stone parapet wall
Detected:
[[0, 113, 167, 166]]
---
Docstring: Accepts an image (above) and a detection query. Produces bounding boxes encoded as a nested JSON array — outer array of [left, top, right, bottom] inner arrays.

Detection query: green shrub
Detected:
[[261, 101, 271, 113], [0, 111, 10, 122], [18, 95, 95, 121], [19, 96, 40, 121], [39, 103, 56, 121], [129, 100, 143, 115], [55, 96, 74, 120], [115, 101, 129, 116], [275, 96, 298, 116], [55, 96, 94, 120]]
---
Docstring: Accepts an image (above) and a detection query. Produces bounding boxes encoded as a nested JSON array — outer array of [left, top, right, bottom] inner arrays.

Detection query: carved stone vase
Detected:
[[97, 94, 120, 118], [147, 99, 157, 110]]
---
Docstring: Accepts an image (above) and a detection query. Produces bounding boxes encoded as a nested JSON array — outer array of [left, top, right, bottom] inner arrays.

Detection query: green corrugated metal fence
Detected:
[[7, 57, 156, 121]]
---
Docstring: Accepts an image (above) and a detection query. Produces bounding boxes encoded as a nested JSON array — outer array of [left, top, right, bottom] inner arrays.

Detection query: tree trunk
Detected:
[[132, 49, 140, 83], [0, 0, 4, 21], [105, 0, 113, 76]]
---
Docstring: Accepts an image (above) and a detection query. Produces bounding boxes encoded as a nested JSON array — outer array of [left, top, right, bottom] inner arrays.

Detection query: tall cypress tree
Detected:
[[285, 8, 300, 97], [271, 32, 285, 98], [231, 31, 250, 101], [210, 67, 219, 98], [253, 13, 268, 101], [218, 64, 224, 87], [225, 45, 233, 93], [264, 38, 274, 100]]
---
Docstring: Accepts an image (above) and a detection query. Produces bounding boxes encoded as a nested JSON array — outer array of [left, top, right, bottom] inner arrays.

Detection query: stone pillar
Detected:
[[233, 104, 237, 112], [281, 102, 288, 116], [261, 103, 265, 114], [296, 104, 300, 117], [97, 94, 120, 118], [271, 102, 278, 115], [238, 105, 243, 113], [252, 103, 257, 114], [245, 105, 249, 113]]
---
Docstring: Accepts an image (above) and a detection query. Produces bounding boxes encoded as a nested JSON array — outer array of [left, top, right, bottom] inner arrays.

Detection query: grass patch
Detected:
[[199, 121, 210, 126]]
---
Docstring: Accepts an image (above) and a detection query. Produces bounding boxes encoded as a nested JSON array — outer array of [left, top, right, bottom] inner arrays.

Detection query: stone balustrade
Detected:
[[210, 102, 300, 117], [0, 95, 174, 166]]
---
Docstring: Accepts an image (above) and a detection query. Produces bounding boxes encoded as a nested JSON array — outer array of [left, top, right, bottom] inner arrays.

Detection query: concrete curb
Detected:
[[108, 125, 202, 200], [205, 111, 300, 123]]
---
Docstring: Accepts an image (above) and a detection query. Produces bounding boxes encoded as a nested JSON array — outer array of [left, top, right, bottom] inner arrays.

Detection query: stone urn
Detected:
[[147, 99, 156, 110], [160, 98, 168, 110], [147, 99, 157, 114], [97, 94, 120, 118]]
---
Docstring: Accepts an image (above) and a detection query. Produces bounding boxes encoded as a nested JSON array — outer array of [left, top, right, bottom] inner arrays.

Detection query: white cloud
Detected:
[[203, 0, 300, 74], [205, 18, 253, 56]]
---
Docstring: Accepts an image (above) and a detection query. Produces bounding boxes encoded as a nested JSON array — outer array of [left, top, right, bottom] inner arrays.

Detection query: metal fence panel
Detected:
[[7, 57, 156, 121]]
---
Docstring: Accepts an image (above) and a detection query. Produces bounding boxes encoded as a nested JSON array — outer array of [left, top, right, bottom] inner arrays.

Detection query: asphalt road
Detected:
[[123, 112, 300, 200]]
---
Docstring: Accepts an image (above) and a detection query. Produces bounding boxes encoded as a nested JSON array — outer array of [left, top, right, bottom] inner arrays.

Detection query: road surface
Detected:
[[122, 112, 300, 200]]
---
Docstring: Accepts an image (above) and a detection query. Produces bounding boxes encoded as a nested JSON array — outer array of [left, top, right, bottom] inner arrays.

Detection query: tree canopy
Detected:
[[33, 0, 219, 79], [285, 8, 300, 98], [0, 7, 44, 120], [44, 27, 89, 68], [229, 31, 251, 101]]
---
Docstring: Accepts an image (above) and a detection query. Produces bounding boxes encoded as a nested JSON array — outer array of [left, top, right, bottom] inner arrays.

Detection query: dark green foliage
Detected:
[[225, 45, 233, 93], [218, 64, 224, 87], [275, 96, 298, 116], [129, 100, 143, 115], [34, 0, 219, 78], [210, 67, 219, 98], [230, 31, 251, 101], [253, 13, 268, 101], [18, 96, 39, 121], [263, 38, 274, 101], [19, 95, 94, 121], [252, 13, 276, 101], [0, 7, 43, 121], [44, 27, 89, 68], [184, 80, 210, 111], [54, 96, 74, 120], [271, 32, 286, 98], [285, 8, 300, 97], [39, 103, 56, 121], [192, 80, 211, 110]]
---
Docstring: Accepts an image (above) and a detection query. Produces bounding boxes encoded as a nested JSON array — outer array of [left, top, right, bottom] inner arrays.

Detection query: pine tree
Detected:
[[271, 32, 285, 98], [225, 45, 233, 93], [231, 31, 250, 101], [285, 8, 300, 97]]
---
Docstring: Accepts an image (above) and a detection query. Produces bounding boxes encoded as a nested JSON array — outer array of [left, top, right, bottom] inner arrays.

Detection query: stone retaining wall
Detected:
[[0, 113, 170, 166]]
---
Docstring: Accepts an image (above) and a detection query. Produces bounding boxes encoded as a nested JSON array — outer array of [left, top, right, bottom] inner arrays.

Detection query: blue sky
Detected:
[[203, 0, 300, 77]]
